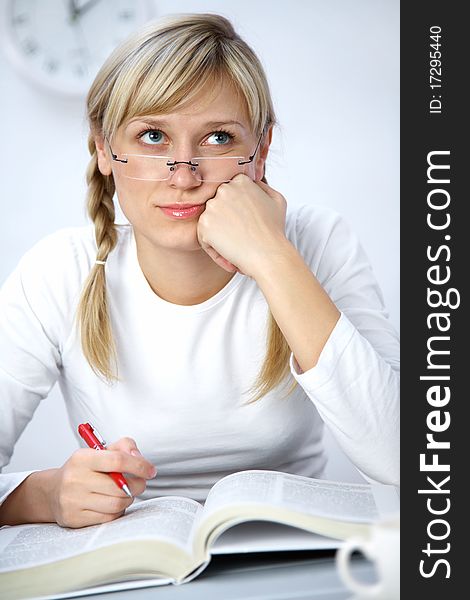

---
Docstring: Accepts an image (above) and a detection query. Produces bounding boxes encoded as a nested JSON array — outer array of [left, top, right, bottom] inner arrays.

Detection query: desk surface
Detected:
[[80, 551, 375, 600]]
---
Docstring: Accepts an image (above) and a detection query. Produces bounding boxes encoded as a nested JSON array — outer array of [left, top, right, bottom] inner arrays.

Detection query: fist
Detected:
[[197, 175, 287, 277]]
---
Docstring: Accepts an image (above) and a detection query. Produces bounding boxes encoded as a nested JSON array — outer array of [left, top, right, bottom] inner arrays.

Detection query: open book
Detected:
[[0, 469, 399, 599]]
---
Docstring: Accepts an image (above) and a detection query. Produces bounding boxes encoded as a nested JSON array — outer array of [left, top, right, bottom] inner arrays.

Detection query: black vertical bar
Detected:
[[401, 1, 466, 596]]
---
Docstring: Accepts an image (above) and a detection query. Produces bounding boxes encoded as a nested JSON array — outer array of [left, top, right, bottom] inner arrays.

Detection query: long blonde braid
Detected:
[[76, 135, 118, 381]]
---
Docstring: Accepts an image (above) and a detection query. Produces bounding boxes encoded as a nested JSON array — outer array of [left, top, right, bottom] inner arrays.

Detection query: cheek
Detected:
[[114, 179, 159, 223]]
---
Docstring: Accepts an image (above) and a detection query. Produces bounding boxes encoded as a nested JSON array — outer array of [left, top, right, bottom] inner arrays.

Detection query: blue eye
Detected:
[[140, 129, 164, 144], [207, 131, 234, 145]]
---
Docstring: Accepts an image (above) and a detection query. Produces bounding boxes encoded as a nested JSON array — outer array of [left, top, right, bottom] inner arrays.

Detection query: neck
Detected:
[[134, 233, 236, 306]]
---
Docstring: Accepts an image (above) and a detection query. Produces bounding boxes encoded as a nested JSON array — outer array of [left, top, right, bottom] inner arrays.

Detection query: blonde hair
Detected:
[[77, 13, 295, 402]]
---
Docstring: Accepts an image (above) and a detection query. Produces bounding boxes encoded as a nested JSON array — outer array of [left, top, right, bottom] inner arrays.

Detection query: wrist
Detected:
[[0, 469, 59, 526], [250, 236, 301, 285], [38, 468, 60, 523]]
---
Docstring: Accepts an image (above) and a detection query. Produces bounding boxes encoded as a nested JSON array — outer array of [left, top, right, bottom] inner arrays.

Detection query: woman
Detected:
[[0, 13, 399, 529]]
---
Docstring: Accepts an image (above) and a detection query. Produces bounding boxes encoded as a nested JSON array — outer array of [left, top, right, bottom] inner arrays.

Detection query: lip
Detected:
[[159, 204, 206, 220]]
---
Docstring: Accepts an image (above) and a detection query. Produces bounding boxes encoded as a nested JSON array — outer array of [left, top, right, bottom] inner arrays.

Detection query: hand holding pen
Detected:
[[78, 423, 133, 497], [45, 423, 157, 529]]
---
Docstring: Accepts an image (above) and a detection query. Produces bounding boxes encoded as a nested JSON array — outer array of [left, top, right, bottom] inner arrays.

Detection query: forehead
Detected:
[[123, 78, 252, 132]]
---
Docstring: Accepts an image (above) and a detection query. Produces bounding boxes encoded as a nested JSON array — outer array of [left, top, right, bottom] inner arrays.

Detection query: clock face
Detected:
[[1, 0, 154, 96]]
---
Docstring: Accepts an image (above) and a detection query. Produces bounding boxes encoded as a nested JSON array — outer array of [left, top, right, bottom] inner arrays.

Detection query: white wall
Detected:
[[0, 1, 399, 483]]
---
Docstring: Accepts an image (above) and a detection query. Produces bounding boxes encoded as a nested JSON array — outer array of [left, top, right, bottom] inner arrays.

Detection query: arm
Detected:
[[0, 232, 157, 528], [201, 183, 340, 370], [0, 470, 57, 526], [1, 444, 156, 528], [253, 237, 340, 373], [198, 177, 399, 486], [0, 236, 64, 510], [279, 209, 399, 486]]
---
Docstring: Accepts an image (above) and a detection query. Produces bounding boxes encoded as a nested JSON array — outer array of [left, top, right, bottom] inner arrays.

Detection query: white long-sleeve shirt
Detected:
[[0, 204, 399, 507]]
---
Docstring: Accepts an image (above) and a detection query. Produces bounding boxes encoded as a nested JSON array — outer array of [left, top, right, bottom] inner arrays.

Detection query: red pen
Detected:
[[77, 422, 133, 498]]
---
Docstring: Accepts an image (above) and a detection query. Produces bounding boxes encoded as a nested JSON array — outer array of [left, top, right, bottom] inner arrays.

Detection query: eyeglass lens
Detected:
[[113, 155, 252, 182]]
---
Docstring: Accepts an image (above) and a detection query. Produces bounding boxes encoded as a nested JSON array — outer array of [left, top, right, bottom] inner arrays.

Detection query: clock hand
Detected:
[[68, 0, 79, 22], [74, 0, 102, 18]]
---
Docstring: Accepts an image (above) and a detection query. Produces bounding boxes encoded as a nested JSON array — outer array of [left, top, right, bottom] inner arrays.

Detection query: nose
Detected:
[[167, 161, 202, 190]]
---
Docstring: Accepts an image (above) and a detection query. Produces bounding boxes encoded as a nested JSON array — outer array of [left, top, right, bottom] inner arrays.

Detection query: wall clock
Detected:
[[0, 0, 155, 97]]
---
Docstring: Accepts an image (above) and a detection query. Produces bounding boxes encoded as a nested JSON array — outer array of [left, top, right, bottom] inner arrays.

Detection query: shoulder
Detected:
[[14, 226, 97, 292], [14, 224, 130, 288], [20, 225, 96, 261], [0, 227, 95, 331], [2, 225, 130, 332], [1, 225, 131, 348], [285, 204, 362, 272], [285, 203, 345, 240]]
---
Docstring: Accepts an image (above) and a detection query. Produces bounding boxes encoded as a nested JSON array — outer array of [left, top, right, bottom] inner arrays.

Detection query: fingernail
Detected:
[[150, 466, 157, 477], [131, 449, 141, 456]]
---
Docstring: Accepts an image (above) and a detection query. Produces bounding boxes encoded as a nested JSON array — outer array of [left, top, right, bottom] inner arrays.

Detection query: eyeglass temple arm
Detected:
[[106, 138, 128, 164], [237, 131, 264, 165]]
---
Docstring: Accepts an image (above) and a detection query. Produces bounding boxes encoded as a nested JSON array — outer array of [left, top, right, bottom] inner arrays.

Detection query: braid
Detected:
[[76, 136, 118, 381], [85, 136, 117, 258]]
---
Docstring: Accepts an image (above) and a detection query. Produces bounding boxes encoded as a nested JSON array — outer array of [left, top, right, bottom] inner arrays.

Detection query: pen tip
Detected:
[[122, 484, 133, 498]]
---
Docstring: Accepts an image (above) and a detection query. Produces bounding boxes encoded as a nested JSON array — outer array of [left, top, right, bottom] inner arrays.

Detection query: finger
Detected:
[[201, 244, 237, 272], [82, 490, 134, 515], [77, 509, 127, 528], [107, 436, 142, 456], [122, 474, 148, 497], [255, 179, 281, 199], [84, 448, 157, 480], [87, 471, 148, 498], [238, 177, 286, 214], [107, 439, 153, 478], [255, 181, 287, 220]]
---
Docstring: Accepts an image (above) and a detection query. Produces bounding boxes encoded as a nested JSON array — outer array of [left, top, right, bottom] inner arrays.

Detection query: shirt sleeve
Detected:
[[0, 234, 73, 506], [289, 206, 399, 487]]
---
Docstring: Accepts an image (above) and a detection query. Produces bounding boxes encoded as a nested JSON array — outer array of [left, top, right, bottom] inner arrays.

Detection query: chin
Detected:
[[147, 221, 202, 253]]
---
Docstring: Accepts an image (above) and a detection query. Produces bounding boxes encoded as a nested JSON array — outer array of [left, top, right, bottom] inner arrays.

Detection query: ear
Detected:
[[254, 125, 273, 182], [95, 135, 113, 176]]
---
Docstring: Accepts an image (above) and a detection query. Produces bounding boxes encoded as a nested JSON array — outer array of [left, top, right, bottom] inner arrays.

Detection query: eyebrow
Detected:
[[128, 118, 247, 130]]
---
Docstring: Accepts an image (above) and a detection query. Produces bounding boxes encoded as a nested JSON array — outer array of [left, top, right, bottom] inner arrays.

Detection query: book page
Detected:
[[202, 470, 381, 523], [0, 496, 203, 572], [95, 496, 202, 551]]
